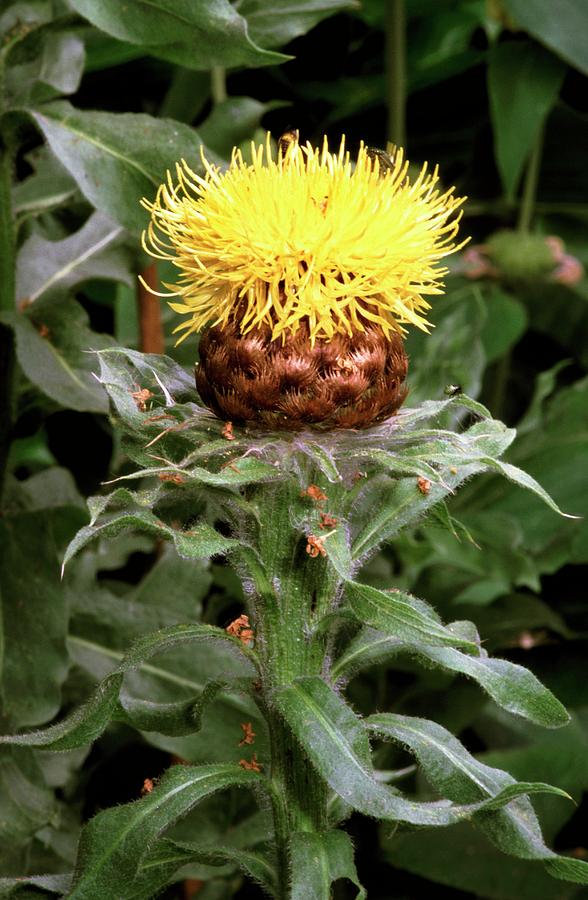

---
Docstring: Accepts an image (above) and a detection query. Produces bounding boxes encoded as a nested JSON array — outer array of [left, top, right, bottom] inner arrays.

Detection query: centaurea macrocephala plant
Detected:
[[4, 133, 587, 899]]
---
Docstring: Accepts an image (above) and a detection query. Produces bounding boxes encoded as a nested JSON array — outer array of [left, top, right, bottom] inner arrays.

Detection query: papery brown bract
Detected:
[[196, 318, 408, 430]]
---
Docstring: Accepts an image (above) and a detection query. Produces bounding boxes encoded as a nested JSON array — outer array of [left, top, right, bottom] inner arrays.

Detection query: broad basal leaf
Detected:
[[1, 302, 110, 414], [238, 0, 358, 49], [503, 0, 588, 76], [67, 0, 287, 70], [488, 41, 566, 199], [29, 102, 214, 232], [0, 510, 69, 728]]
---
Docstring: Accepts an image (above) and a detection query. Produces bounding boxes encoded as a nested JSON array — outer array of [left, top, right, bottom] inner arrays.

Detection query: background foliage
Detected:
[[0, 0, 587, 897]]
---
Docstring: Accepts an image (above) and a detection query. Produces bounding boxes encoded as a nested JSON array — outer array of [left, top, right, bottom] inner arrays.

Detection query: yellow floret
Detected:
[[140, 134, 466, 345]]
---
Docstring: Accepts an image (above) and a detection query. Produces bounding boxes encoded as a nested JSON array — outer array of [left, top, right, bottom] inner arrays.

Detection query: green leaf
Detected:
[[16, 212, 132, 304], [0, 304, 110, 414], [344, 581, 479, 652], [334, 627, 570, 728], [198, 96, 286, 159], [290, 830, 366, 900], [29, 101, 213, 232], [0, 747, 57, 853], [67, 0, 287, 69], [62, 490, 236, 570], [0, 511, 69, 728], [0, 623, 254, 751], [462, 376, 588, 567], [118, 678, 239, 737], [12, 145, 78, 222], [275, 677, 565, 825], [134, 838, 277, 898], [479, 287, 528, 363], [0, 874, 71, 896], [237, 0, 358, 49], [5, 29, 85, 108], [488, 40, 566, 199], [372, 713, 588, 886], [68, 764, 265, 900], [502, 0, 588, 76]]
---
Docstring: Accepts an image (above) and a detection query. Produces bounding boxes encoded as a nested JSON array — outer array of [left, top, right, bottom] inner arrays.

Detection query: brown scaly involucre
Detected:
[[196, 317, 408, 431]]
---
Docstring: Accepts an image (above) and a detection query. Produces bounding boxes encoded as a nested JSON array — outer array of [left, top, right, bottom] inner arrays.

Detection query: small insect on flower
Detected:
[[365, 144, 398, 175], [444, 384, 462, 397], [141, 131, 466, 430]]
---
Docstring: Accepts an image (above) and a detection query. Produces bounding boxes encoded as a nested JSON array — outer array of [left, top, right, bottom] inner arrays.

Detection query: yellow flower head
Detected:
[[141, 134, 466, 345]]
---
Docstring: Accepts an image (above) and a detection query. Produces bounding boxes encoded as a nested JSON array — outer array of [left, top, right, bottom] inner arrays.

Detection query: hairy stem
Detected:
[[385, 0, 406, 148], [246, 481, 342, 897]]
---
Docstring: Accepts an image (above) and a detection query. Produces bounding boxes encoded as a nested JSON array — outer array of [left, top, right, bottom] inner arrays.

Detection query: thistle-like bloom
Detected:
[[142, 135, 464, 345], [141, 134, 465, 430]]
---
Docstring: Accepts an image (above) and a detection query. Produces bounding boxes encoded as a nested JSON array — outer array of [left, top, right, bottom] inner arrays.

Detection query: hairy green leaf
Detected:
[[275, 677, 564, 825], [68, 764, 265, 899], [334, 627, 570, 728], [238, 0, 358, 49], [371, 714, 588, 885], [16, 212, 132, 304], [1, 306, 110, 414], [290, 830, 366, 900], [133, 838, 277, 898], [344, 581, 479, 652], [0, 624, 254, 751], [0, 511, 69, 728]]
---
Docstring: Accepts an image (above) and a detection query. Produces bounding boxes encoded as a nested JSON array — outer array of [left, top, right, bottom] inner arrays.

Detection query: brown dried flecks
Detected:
[[417, 476, 431, 495], [306, 534, 327, 558], [319, 512, 338, 529], [131, 387, 154, 411], [226, 614, 254, 645], [196, 318, 408, 430], [302, 484, 327, 503], [222, 421, 235, 440], [238, 722, 256, 746], [158, 472, 185, 484], [141, 778, 154, 795], [239, 753, 262, 772]]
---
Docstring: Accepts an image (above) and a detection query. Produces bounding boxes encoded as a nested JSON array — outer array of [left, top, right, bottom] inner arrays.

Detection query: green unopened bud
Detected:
[[486, 230, 555, 282]]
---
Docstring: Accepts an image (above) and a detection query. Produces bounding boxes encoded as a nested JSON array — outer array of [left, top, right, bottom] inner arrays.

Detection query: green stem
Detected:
[[0, 134, 16, 499], [244, 480, 343, 897], [517, 127, 544, 233], [210, 66, 227, 105], [385, 0, 406, 148]]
